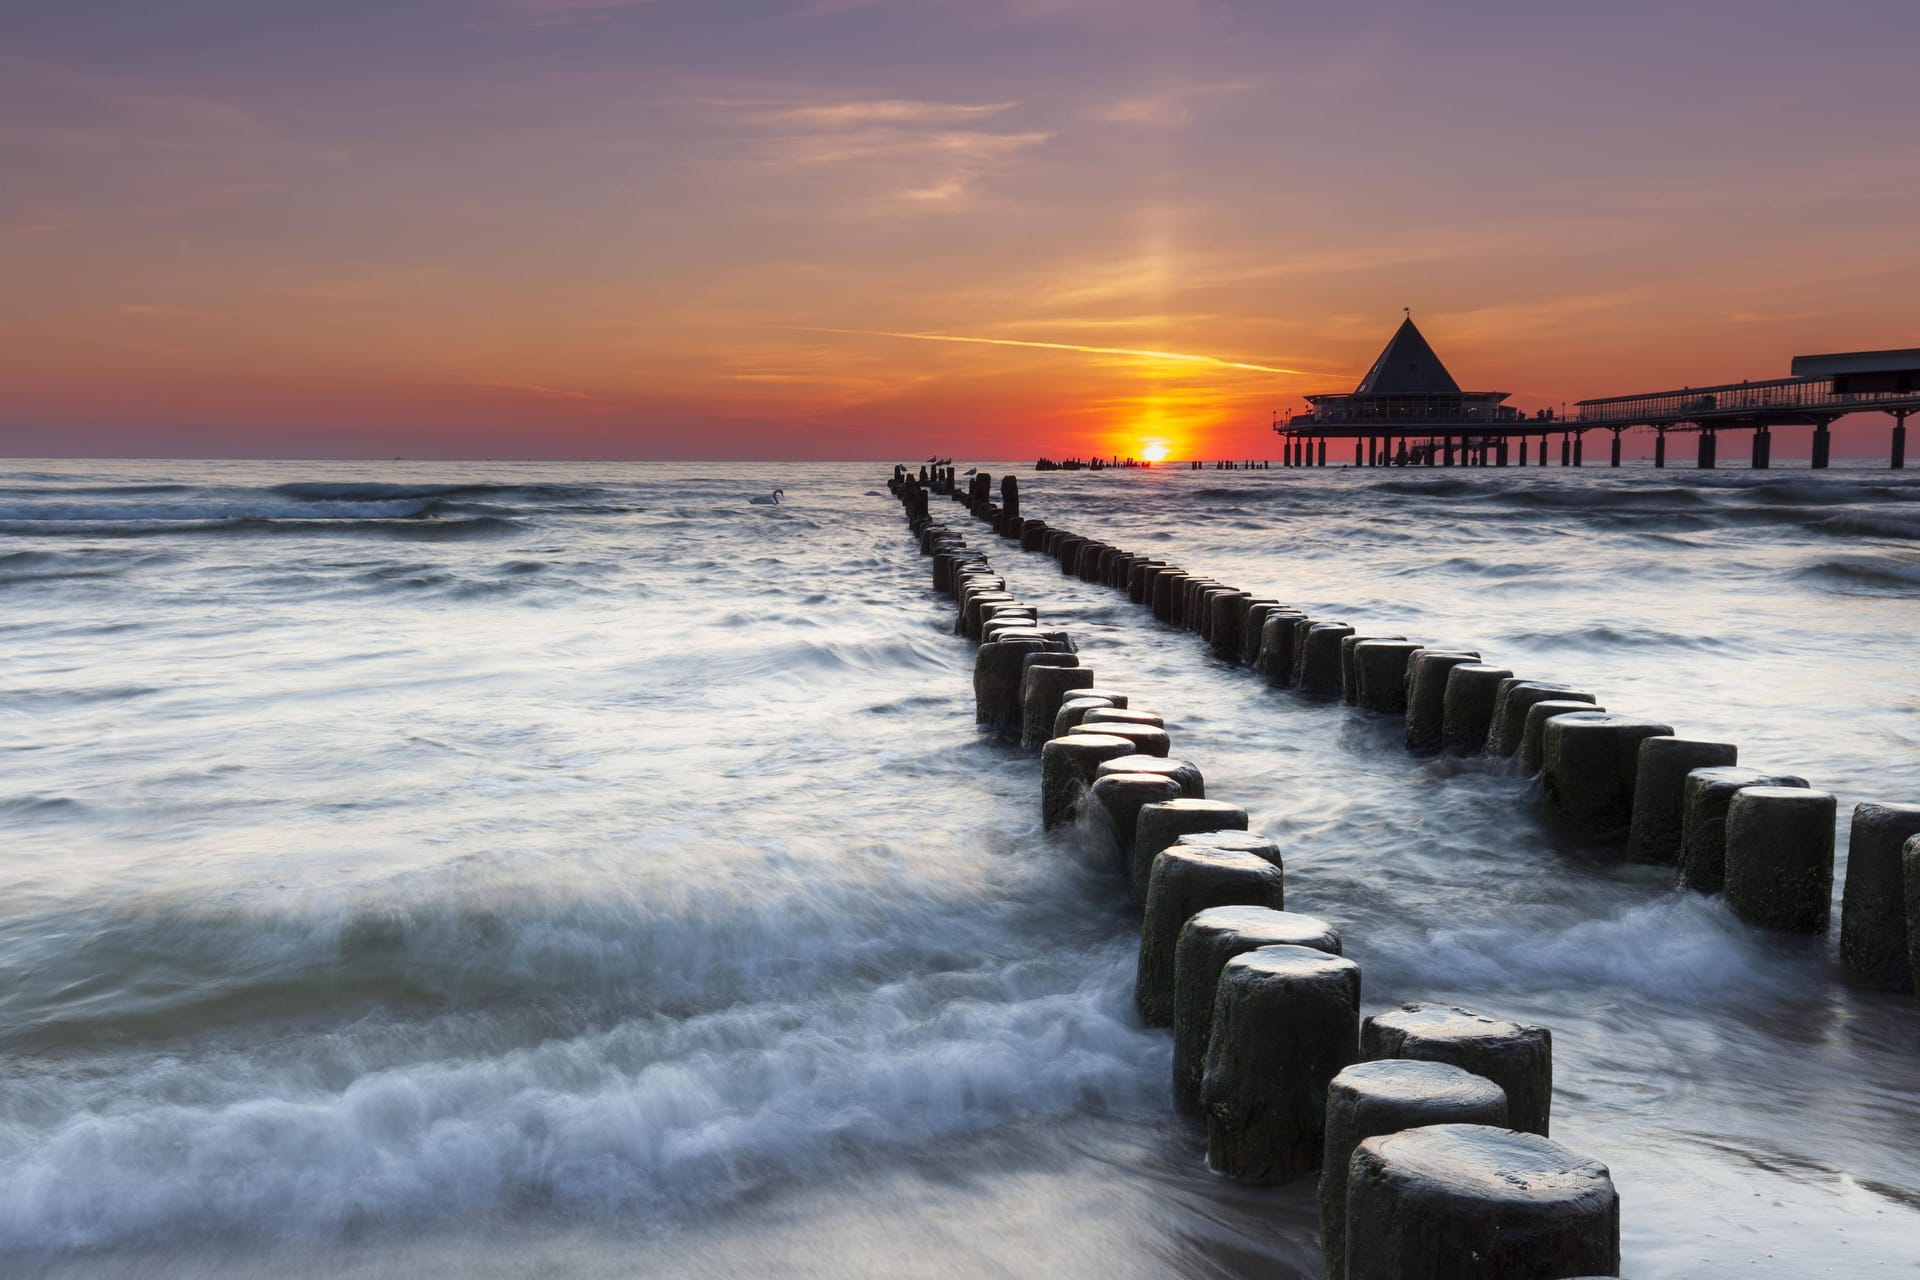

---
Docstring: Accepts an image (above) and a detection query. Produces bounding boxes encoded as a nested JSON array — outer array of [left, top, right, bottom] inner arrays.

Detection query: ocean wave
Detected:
[[267, 481, 606, 503], [1389, 555, 1548, 580], [1494, 485, 1715, 511], [1793, 554, 1920, 593], [0, 837, 1120, 1053], [0, 951, 1156, 1249], [0, 794, 88, 818], [0, 483, 196, 498], [1744, 480, 1920, 507], [0, 684, 160, 708], [1370, 477, 1479, 498], [1809, 511, 1920, 541], [0, 516, 520, 541], [1495, 622, 1741, 652], [1365, 894, 1821, 1003], [0, 499, 440, 522]]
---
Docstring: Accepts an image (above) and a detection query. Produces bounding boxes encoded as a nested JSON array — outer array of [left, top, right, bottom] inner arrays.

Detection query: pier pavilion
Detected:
[[1275, 322, 1920, 469], [1274, 317, 1563, 468]]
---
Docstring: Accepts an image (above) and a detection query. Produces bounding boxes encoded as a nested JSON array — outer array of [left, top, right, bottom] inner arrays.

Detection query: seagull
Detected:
[[748, 488, 784, 505]]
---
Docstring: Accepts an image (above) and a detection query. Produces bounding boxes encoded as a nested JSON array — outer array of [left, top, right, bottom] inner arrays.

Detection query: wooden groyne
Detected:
[[942, 471, 1920, 983], [883, 463, 1647, 1279]]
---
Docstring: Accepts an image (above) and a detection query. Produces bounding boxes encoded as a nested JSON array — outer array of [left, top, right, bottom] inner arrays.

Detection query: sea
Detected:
[[1, 458, 1917, 1278]]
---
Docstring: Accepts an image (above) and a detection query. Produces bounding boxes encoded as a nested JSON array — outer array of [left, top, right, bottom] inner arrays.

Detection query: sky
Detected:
[[3, 0, 1917, 461]]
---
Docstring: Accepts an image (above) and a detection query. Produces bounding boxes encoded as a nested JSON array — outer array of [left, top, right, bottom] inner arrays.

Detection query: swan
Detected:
[[748, 488, 784, 505]]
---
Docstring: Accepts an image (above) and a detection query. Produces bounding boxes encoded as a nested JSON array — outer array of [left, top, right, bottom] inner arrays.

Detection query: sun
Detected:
[[1141, 442, 1169, 463]]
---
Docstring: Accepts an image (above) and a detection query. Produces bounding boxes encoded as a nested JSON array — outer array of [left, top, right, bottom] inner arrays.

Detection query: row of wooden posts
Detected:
[[887, 464, 1627, 1280], [925, 467, 1920, 991]]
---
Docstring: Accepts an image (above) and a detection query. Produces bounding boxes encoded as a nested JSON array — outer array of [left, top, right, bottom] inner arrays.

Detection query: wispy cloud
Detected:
[[117, 302, 204, 317], [744, 95, 1049, 207], [796, 326, 1319, 376], [1093, 79, 1261, 128], [762, 99, 1019, 127], [470, 380, 612, 405]]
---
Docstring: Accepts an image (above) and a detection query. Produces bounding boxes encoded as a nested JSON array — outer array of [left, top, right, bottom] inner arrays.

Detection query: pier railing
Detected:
[[1574, 376, 1920, 428]]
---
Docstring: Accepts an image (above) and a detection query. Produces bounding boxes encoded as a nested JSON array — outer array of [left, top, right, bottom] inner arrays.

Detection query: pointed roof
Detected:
[[1354, 317, 1461, 396]]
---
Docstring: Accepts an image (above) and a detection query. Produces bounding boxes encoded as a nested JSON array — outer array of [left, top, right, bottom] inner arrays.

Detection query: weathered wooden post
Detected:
[[1724, 786, 1838, 933], [1344, 1126, 1619, 1280], [1319, 1062, 1509, 1280], [1201, 946, 1362, 1183], [1840, 803, 1920, 989]]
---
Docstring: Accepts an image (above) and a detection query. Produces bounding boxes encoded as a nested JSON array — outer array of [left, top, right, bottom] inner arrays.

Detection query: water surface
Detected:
[[2, 459, 1916, 1277]]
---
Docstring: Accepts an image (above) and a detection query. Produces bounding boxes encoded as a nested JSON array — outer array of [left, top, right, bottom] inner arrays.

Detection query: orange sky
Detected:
[[3, 0, 1917, 460]]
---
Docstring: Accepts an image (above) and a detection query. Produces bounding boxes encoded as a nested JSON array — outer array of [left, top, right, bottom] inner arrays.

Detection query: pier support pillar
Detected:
[[1538, 434, 1548, 466], [1497, 438, 1509, 466], [1751, 428, 1770, 470], [1697, 429, 1716, 469], [1443, 437, 1455, 467], [1812, 419, 1832, 469], [1559, 434, 1570, 467], [1892, 412, 1907, 469], [1573, 433, 1584, 467], [1609, 429, 1622, 468], [1519, 437, 1529, 466], [1354, 440, 1363, 466], [1654, 429, 1667, 468], [1317, 438, 1327, 466]]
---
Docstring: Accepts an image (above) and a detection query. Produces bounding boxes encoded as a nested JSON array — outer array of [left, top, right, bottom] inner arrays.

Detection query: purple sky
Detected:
[[3, 0, 1916, 459]]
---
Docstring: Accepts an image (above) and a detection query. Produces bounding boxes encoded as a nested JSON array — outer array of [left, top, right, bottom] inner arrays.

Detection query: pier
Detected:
[[1273, 321, 1920, 470]]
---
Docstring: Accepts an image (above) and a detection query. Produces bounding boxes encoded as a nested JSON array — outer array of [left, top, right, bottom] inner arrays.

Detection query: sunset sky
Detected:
[[4, 0, 1917, 460]]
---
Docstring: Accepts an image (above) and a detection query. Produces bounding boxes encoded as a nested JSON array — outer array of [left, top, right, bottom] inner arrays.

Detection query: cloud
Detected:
[[741, 95, 1049, 208], [1092, 79, 1262, 128], [762, 99, 1019, 127], [470, 380, 612, 404], [795, 326, 1319, 377], [117, 303, 203, 317]]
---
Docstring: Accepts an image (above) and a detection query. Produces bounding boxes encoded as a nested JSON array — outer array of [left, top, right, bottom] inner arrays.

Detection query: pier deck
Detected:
[[1273, 340, 1920, 469]]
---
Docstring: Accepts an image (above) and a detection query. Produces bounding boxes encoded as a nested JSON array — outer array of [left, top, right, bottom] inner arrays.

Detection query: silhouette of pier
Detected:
[[1274, 320, 1918, 469]]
